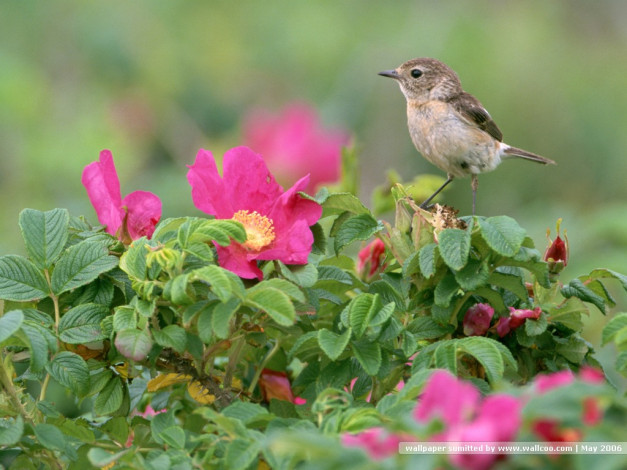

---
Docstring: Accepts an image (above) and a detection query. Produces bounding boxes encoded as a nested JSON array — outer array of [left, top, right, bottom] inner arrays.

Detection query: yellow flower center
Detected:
[[232, 210, 276, 252]]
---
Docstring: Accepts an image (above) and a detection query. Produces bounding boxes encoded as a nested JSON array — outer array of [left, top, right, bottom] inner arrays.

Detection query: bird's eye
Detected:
[[411, 69, 423, 78]]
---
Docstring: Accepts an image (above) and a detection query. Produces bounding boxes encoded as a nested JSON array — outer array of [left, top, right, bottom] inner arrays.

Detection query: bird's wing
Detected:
[[449, 92, 504, 142]]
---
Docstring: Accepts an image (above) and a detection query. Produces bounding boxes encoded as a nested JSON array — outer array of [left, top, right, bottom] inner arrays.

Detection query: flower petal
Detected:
[[215, 244, 263, 280], [122, 190, 162, 239], [81, 150, 124, 236], [187, 149, 233, 218]]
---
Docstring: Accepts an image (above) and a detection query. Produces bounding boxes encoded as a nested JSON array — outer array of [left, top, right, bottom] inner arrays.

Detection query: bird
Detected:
[[379, 58, 555, 214]]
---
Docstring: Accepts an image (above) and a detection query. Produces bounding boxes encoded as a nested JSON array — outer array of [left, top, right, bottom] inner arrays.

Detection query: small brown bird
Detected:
[[379, 58, 555, 214]]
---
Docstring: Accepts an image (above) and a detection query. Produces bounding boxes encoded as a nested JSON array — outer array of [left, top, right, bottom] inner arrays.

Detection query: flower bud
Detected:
[[357, 239, 387, 281], [462, 303, 494, 336], [544, 218, 569, 275]]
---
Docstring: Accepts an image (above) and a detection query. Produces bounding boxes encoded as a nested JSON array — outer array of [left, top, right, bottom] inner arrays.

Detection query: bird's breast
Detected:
[[406, 100, 501, 177]]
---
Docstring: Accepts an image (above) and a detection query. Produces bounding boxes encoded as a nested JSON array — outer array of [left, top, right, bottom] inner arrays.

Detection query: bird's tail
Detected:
[[502, 145, 556, 165]]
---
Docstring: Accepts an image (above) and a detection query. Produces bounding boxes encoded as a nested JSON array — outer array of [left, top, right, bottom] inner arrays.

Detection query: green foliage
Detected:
[[0, 200, 625, 470]]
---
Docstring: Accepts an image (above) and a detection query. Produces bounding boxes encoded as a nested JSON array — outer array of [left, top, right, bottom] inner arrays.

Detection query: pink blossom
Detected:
[[495, 316, 511, 337], [341, 427, 403, 460], [495, 307, 542, 337], [534, 370, 575, 393], [187, 147, 322, 279], [357, 239, 387, 280], [82, 150, 161, 242], [243, 103, 349, 193], [415, 370, 522, 470], [258, 369, 298, 403], [462, 304, 494, 336]]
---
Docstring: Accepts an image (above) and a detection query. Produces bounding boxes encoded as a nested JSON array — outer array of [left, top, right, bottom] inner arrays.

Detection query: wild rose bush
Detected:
[[0, 139, 626, 470]]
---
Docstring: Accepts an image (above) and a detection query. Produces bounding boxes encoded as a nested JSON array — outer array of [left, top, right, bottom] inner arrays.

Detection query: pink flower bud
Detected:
[[496, 316, 511, 337], [463, 303, 494, 336], [544, 218, 569, 275], [357, 239, 387, 280], [508, 306, 542, 329]]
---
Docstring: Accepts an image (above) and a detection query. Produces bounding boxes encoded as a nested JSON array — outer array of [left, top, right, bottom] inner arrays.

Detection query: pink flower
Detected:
[[495, 307, 542, 337], [243, 103, 349, 193], [341, 427, 403, 460], [463, 304, 494, 336], [357, 239, 387, 281], [82, 150, 161, 242], [258, 369, 300, 404], [534, 370, 575, 393], [415, 370, 521, 470], [187, 147, 322, 279]]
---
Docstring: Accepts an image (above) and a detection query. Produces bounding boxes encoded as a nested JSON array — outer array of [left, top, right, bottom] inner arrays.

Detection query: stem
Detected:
[[247, 340, 281, 395], [223, 335, 246, 390], [39, 374, 51, 401], [40, 269, 61, 401], [0, 353, 33, 425]]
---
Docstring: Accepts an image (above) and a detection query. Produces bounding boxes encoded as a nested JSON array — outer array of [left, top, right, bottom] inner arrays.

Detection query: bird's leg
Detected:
[[471, 174, 479, 215], [419, 174, 454, 209]]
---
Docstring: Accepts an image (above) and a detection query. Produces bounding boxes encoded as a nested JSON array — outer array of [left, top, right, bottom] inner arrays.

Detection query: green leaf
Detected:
[[51, 240, 118, 295], [602, 313, 627, 346], [119, 238, 149, 280], [193, 265, 233, 302], [245, 287, 295, 326], [489, 271, 529, 301], [94, 376, 124, 415], [115, 328, 153, 361], [19, 208, 69, 269], [252, 278, 306, 304], [586, 268, 627, 291], [318, 328, 352, 360], [46, 351, 90, 397], [0, 310, 24, 344], [351, 340, 382, 376], [334, 214, 382, 254], [434, 273, 460, 307], [287, 331, 320, 361], [457, 337, 505, 383], [197, 219, 247, 246], [478, 216, 526, 257], [475, 286, 507, 313], [402, 251, 421, 277], [434, 341, 458, 374], [555, 336, 589, 363], [525, 313, 548, 336], [322, 192, 370, 216], [454, 259, 490, 290], [213, 298, 240, 339], [0, 416, 23, 446], [153, 325, 187, 353], [278, 262, 319, 288], [87, 448, 130, 467], [0, 255, 49, 301], [222, 401, 270, 424], [159, 426, 186, 449], [58, 303, 108, 344], [225, 438, 261, 470], [418, 243, 437, 278], [561, 278, 607, 313], [113, 306, 137, 331], [348, 293, 380, 338], [408, 316, 453, 340], [34, 423, 67, 451], [21, 322, 52, 372], [438, 228, 471, 270]]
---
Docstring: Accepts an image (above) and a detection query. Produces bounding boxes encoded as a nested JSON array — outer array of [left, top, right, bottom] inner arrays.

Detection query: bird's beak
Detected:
[[378, 69, 400, 79]]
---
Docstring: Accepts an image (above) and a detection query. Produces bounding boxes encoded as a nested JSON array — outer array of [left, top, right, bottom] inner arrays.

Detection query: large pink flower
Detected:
[[82, 150, 161, 242], [243, 103, 349, 193], [187, 146, 322, 279]]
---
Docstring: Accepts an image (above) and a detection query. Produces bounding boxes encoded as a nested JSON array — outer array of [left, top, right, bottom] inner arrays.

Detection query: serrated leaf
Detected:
[[58, 303, 108, 344], [119, 238, 149, 280], [0, 255, 49, 301], [21, 322, 52, 372], [434, 273, 460, 307], [408, 316, 453, 340], [19, 208, 69, 269], [159, 426, 186, 449], [94, 376, 124, 415], [113, 306, 137, 331], [0, 310, 24, 344], [334, 214, 382, 254], [167, 273, 194, 305], [318, 328, 352, 360], [438, 228, 471, 270], [225, 438, 261, 470], [525, 313, 548, 336], [115, 328, 153, 361], [561, 278, 607, 313], [211, 299, 238, 339], [193, 265, 233, 302], [197, 219, 247, 246], [0, 416, 24, 446], [222, 401, 269, 424], [278, 262, 319, 288], [46, 351, 90, 397], [478, 216, 526, 257], [249, 278, 305, 304], [434, 341, 458, 374], [475, 286, 507, 313], [454, 259, 490, 290], [602, 313, 627, 346], [457, 337, 504, 383], [34, 423, 67, 451], [322, 192, 370, 216], [153, 325, 187, 353], [348, 293, 380, 338], [489, 271, 529, 301], [418, 243, 437, 278], [245, 287, 295, 326], [402, 251, 421, 277], [51, 240, 118, 295], [586, 268, 627, 291], [555, 336, 589, 363], [351, 340, 382, 376], [288, 331, 320, 361]]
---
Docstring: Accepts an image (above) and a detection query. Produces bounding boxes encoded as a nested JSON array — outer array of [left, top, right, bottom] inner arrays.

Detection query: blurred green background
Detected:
[[1, 1, 625, 337]]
